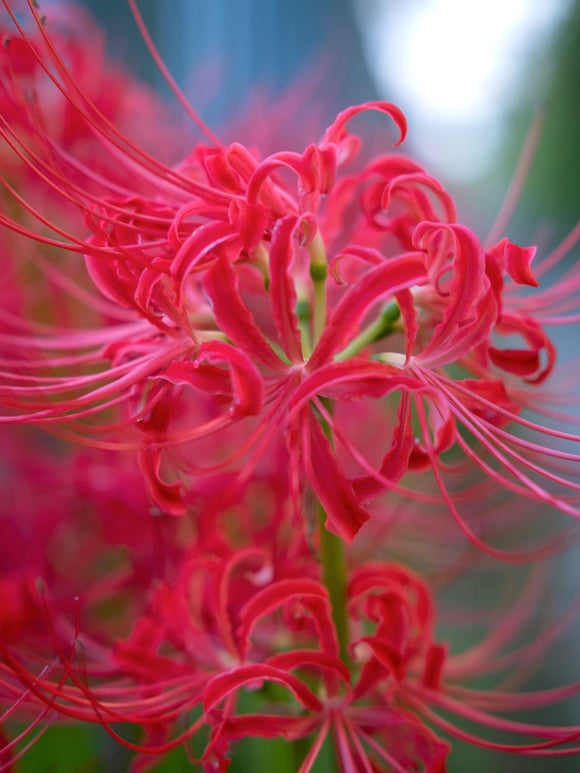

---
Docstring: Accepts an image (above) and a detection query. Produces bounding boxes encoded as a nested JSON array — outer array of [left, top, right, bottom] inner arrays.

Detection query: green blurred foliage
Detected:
[[499, 0, 580, 236]]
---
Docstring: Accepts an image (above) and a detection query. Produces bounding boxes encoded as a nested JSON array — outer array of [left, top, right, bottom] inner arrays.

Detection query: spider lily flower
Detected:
[[0, 3, 424, 541], [0, 1, 579, 553]]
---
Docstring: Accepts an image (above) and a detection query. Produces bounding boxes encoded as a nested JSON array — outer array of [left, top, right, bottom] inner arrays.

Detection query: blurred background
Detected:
[[14, 0, 580, 770]]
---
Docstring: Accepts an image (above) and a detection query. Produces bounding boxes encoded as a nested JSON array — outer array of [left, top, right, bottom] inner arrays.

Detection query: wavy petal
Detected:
[[203, 255, 288, 373], [302, 411, 370, 543], [269, 216, 305, 363], [309, 253, 427, 370]]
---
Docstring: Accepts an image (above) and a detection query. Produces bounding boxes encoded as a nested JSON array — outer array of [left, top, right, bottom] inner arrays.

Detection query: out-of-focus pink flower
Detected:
[[0, 426, 183, 646], [4, 543, 580, 771]]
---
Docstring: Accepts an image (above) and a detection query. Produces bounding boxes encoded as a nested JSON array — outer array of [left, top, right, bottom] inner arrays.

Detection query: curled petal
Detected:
[[488, 237, 539, 287], [203, 255, 287, 373], [206, 713, 319, 743], [228, 198, 269, 251], [247, 143, 338, 210], [323, 101, 408, 151], [170, 221, 238, 304], [302, 411, 370, 543], [289, 360, 423, 410], [309, 252, 427, 370], [237, 578, 336, 659], [328, 245, 384, 285], [196, 340, 263, 416], [268, 649, 350, 685], [379, 172, 457, 224], [414, 222, 498, 367], [159, 340, 264, 417], [202, 142, 260, 193], [138, 444, 184, 516], [269, 216, 305, 363], [489, 313, 556, 383], [203, 664, 323, 716]]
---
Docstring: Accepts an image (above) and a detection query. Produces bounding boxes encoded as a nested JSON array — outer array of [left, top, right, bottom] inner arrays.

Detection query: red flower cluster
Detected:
[[1, 2, 580, 771]]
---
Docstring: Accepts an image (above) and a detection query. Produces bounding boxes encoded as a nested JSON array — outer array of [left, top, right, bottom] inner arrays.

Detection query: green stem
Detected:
[[316, 397, 351, 670], [253, 242, 271, 291], [309, 231, 327, 344], [295, 296, 312, 359], [293, 736, 311, 770], [318, 500, 351, 668], [334, 300, 400, 361], [308, 232, 351, 671]]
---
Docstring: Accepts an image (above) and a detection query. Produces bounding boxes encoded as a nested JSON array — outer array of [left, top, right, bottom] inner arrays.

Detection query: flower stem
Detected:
[[334, 300, 400, 361], [316, 397, 351, 669], [308, 233, 350, 667], [309, 231, 327, 344], [318, 500, 351, 668], [296, 296, 313, 358]]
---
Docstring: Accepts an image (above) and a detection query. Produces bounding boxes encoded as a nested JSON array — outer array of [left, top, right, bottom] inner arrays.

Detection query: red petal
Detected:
[[196, 340, 264, 416], [203, 255, 287, 373], [490, 312, 555, 383], [302, 412, 370, 543], [381, 172, 457, 224], [289, 360, 423, 410], [415, 222, 490, 365], [203, 664, 323, 715], [170, 220, 237, 304], [237, 578, 336, 658], [395, 288, 418, 362], [323, 101, 407, 150], [268, 649, 350, 684], [138, 444, 184, 516], [269, 216, 304, 363], [488, 237, 539, 287], [210, 714, 318, 743], [309, 252, 427, 370]]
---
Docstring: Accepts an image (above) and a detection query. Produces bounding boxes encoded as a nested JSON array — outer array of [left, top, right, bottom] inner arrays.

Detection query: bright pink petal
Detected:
[[489, 313, 555, 384], [195, 340, 264, 416], [206, 713, 318, 742], [289, 360, 423, 410], [268, 649, 350, 684], [269, 216, 305, 363], [323, 101, 408, 150], [414, 222, 492, 366], [302, 411, 370, 543], [488, 237, 539, 287], [170, 220, 238, 303], [203, 254, 288, 373]]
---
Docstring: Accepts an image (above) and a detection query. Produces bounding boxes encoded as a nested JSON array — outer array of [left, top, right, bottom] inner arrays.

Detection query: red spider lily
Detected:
[[1, 0, 579, 552], [0, 4, 421, 541], [3, 5, 578, 551]]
